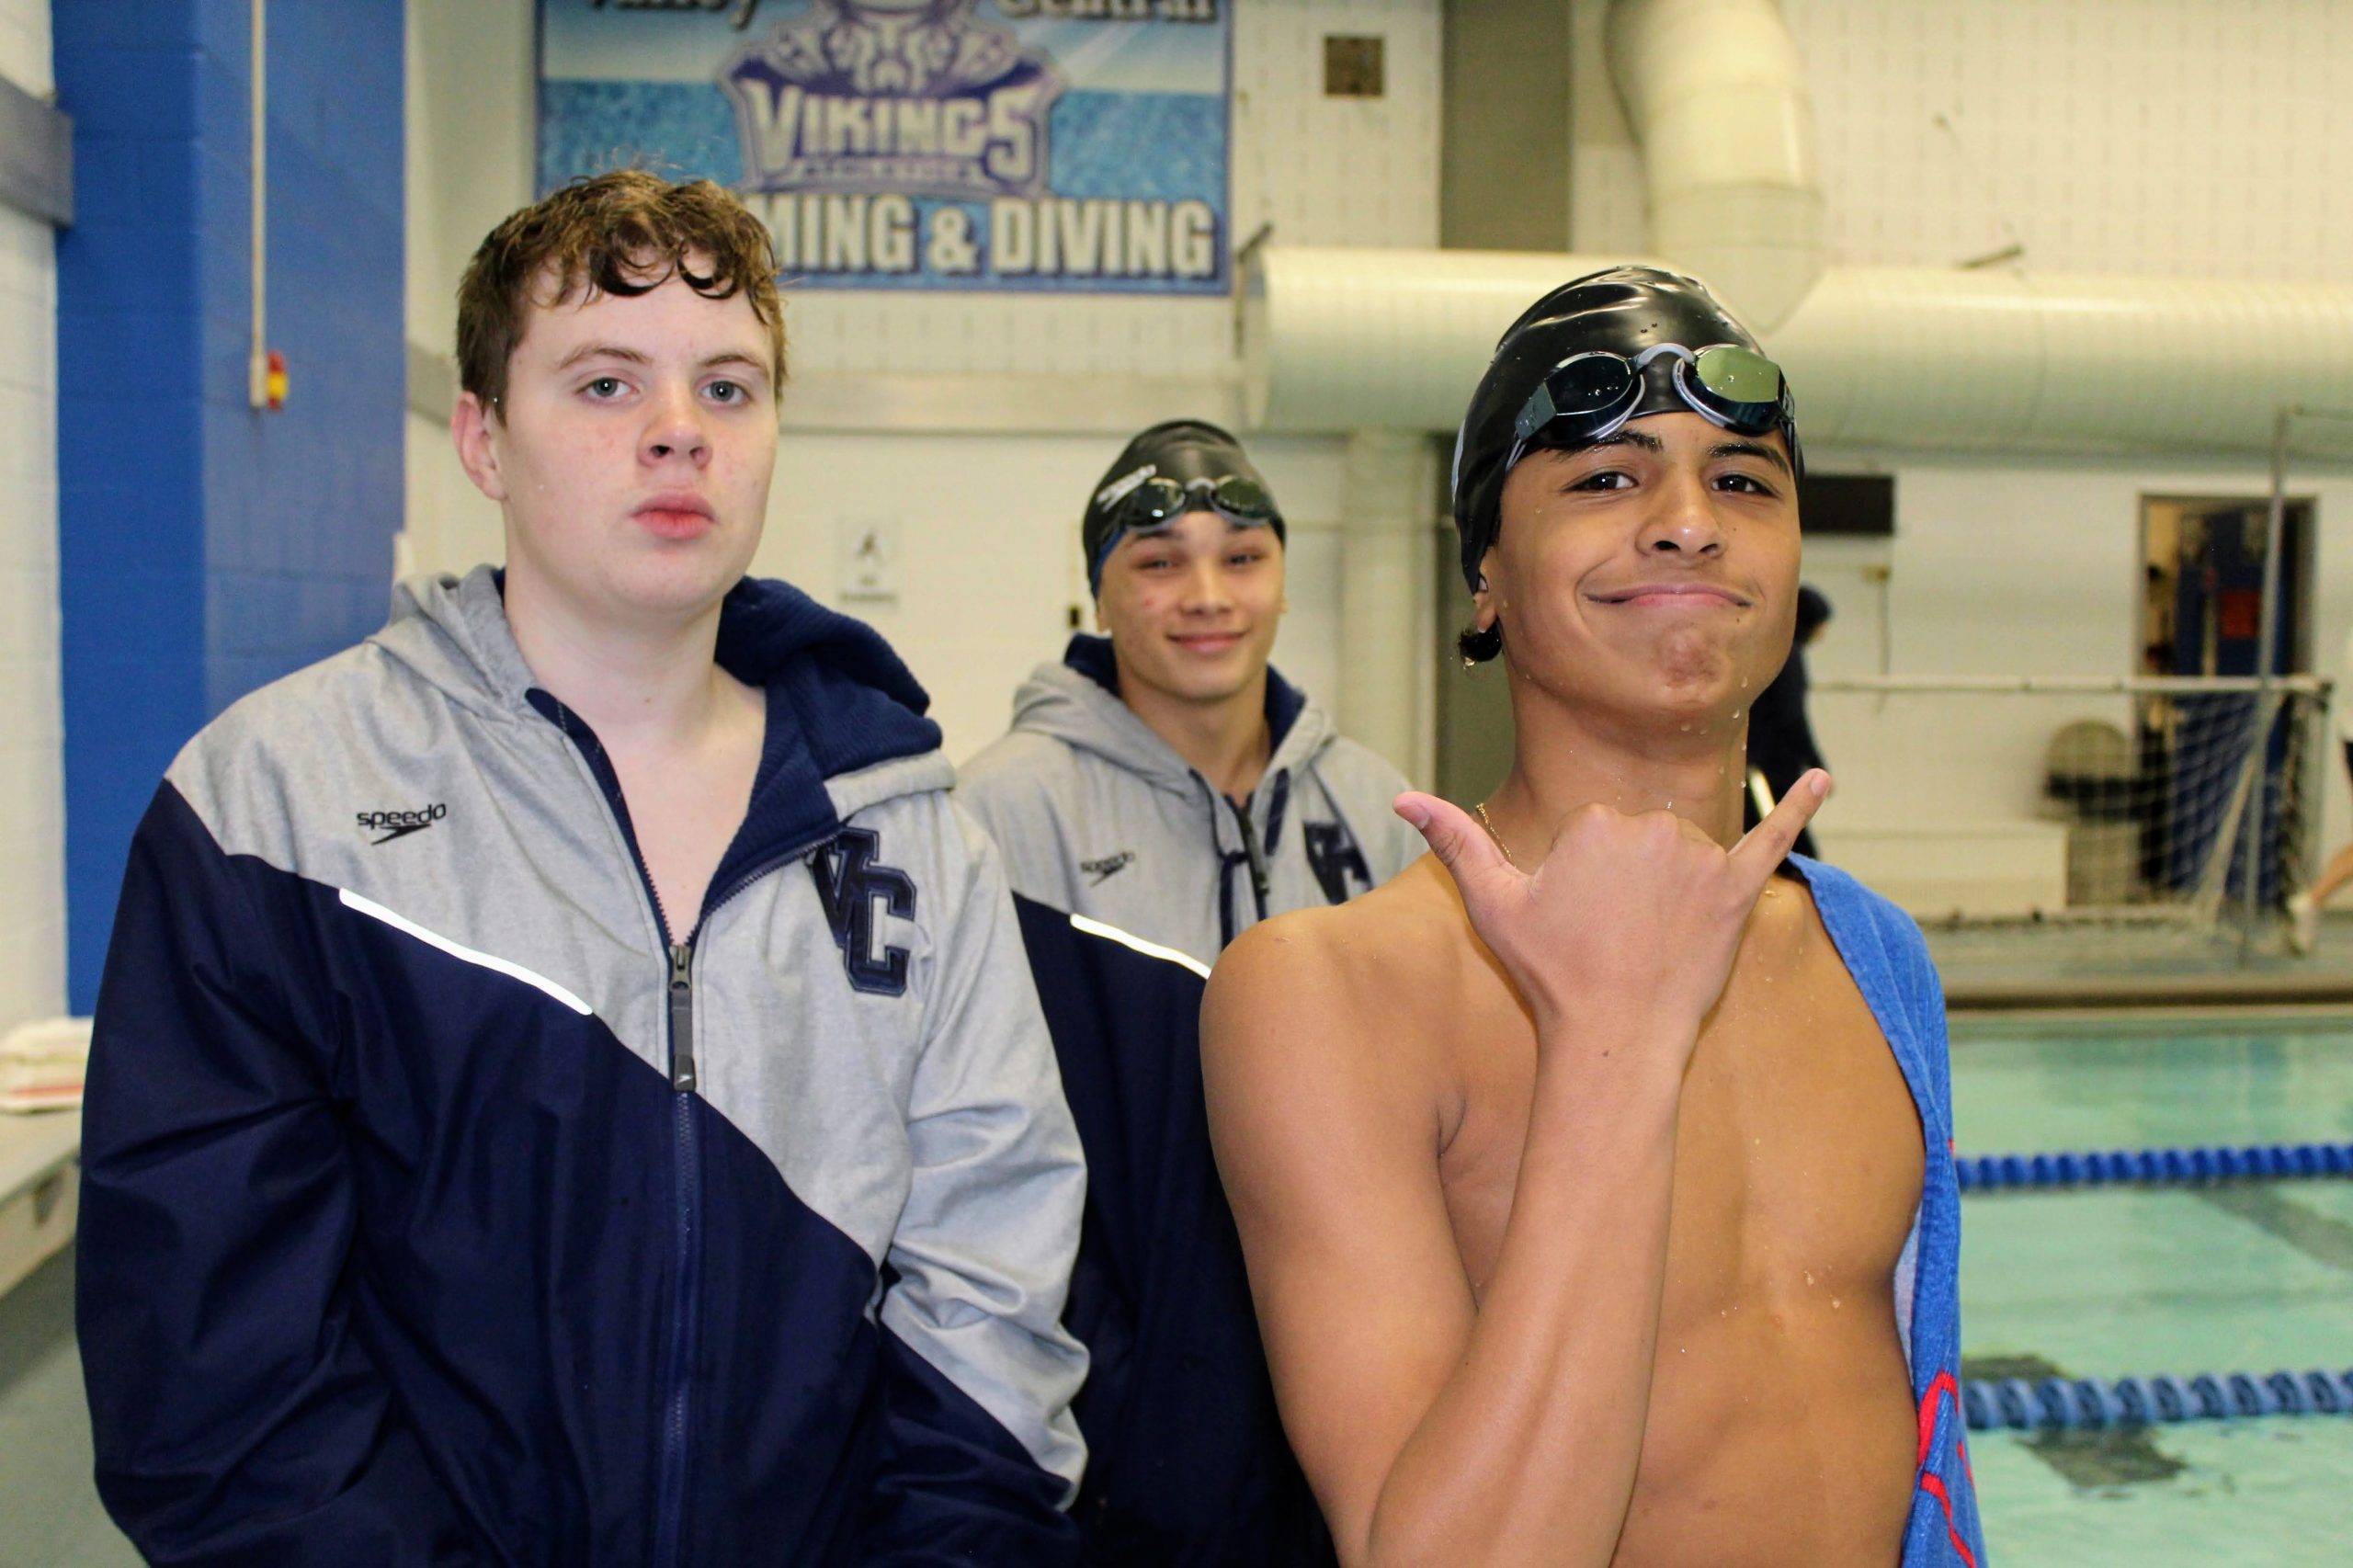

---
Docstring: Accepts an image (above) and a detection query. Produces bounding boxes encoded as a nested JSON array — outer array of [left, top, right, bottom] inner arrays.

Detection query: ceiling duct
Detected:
[[1245, 0, 2353, 460], [1605, 0, 1823, 334]]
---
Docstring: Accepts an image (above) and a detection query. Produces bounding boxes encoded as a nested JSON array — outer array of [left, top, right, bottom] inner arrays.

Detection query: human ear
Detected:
[[451, 392, 509, 504], [1470, 551, 1501, 631]]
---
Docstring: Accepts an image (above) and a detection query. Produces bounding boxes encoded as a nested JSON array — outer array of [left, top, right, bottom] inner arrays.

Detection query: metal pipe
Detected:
[[1605, 0, 1825, 332], [2240, 406, 2295, 942], [246, 0, 267, 410]]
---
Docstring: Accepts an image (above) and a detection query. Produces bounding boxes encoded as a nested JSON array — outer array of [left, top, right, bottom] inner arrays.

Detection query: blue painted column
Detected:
[[53, 2, 404, 1008]]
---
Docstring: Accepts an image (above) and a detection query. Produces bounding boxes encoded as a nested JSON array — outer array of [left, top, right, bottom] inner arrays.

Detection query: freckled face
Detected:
[[454, 264, 779, 629], [1096, 510, 1287, 708], [1477, 410, 1800, 729]]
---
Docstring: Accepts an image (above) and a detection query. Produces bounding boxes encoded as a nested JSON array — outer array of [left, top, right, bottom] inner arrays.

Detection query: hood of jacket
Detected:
[[375, 565, 949, 851], [1006, 634, 1334, 803]]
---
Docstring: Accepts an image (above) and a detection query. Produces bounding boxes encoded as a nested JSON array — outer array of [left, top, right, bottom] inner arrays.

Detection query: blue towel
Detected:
[[1793, 856, 1990, 1566]]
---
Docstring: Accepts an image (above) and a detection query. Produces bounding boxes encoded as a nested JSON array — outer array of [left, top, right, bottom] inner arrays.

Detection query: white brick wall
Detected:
[[0, 0, 65, 1032], [1575, 0, 2353, 288], [1788, 0, 2353, 283]]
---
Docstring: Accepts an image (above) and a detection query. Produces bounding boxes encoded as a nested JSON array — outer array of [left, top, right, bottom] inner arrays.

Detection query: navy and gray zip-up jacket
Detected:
[[960, 635, 1425, 967], [958, 637, 1422, 1566], [76, 566, 1089, 1567]]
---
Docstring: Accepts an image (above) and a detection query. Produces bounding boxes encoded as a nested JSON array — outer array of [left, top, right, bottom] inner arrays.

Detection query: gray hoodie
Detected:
[[77, 566, 1088, 1563], [960, 636, 1426, 964]]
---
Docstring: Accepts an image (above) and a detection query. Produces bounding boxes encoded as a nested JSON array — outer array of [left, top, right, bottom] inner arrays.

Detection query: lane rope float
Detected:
[[1955, 1141, 2353, 1192], [1962, 1369, 2353, 1430]]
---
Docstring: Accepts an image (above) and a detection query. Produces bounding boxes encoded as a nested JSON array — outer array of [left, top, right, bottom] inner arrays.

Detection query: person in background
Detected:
[[2286, 621, 2353, 951], [1745, 582, 1834, 859], [959, 419, 1424, 1565], [75, 170, 1087, 1565]]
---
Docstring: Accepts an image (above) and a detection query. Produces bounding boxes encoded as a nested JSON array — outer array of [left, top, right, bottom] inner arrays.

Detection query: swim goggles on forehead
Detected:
[[1505, 342, 1792, 472], [1090, 472, 1282, 582], [1101, 472, 1282, 537]]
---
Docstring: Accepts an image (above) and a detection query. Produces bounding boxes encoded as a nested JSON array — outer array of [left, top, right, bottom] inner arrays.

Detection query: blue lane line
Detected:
[[1955, 1142, 2353, 1192], [1964, 1369, 2353, 1430]]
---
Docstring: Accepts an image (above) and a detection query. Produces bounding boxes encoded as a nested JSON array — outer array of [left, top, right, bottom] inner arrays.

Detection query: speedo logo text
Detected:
[[1080, 850, 1134, 886], [358, 803, 447, 845]]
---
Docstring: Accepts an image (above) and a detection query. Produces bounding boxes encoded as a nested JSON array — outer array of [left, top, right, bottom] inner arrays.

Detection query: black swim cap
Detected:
[[1449, 266, 1802, 592], [1083, 419, 1284, 595]]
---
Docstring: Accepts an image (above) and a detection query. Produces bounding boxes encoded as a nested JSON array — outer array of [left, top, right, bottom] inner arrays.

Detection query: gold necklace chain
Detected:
[[1472, 801, 1518, 869]]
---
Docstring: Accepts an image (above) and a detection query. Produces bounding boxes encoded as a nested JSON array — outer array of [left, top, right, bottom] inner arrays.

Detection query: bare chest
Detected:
[[1436, 883, 1925, 1306]]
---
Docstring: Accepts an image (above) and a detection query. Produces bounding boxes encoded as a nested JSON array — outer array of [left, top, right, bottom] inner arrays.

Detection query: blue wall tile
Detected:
[[57, 0, 404, 1008]]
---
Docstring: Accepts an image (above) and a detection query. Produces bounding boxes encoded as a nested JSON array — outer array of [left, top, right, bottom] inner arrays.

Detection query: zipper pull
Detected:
[[1233, 801, 1272, 909], [667, 942, 697, 1093]]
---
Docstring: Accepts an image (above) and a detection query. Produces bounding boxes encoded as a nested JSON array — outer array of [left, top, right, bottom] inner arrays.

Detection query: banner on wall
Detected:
[[538, 1, 1231, 294]]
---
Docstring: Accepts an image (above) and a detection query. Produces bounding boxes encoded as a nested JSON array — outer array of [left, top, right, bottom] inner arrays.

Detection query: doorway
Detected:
[[2138, 494, 2316, 905]]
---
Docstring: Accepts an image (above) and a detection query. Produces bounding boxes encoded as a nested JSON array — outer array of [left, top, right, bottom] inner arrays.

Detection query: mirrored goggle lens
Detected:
[[1113, 477, 1191, 530], [1208, 474, 1279, 523], [1119, 475, 1279, 532], [1518, 352, 1639, 442], [1688, 345, 1786, 429]]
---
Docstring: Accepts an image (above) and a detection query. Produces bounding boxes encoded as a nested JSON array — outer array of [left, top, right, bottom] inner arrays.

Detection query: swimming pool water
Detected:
[[1952, 1015, 2353, 1567]]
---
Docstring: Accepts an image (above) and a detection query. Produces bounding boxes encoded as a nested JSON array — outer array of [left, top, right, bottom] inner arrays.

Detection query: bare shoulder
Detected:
[[1202, 856, 1472, 1107], [1209, 857, 1461, 1022], [1204, 858, 1473, 1259]]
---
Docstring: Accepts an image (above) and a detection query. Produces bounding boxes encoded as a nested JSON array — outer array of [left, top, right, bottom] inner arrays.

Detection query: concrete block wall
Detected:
[[0, 0, 63, 1033], [54, 1, 404, 1007]]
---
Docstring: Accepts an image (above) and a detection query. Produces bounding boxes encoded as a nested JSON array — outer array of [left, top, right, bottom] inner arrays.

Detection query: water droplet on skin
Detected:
[[1803, 1269, 1816, 1287], [1832, 1297, 1843, 1309]]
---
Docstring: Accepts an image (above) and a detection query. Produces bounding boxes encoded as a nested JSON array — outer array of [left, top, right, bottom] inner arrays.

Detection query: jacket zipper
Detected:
[[1226, 794, 1271, 919], [667, 943, 697, 1092], [531, 693, 705, 1566], [655, 1047, 699, 1568], [537, 691, 850, 1565]]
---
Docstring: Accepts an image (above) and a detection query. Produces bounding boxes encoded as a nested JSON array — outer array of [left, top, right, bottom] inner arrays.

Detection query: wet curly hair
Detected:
[[456, 169, 785, 415]]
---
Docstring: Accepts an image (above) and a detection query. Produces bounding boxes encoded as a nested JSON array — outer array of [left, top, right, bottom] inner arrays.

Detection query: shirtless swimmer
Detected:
[[1201, 267, 1987, 1568]]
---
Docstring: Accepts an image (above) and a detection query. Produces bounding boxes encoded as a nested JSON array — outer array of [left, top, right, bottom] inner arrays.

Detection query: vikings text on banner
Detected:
[[538, 0, 1231, 294]]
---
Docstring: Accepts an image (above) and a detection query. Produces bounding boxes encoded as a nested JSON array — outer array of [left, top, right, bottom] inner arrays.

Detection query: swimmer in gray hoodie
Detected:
[[961, 418, 1423, 967], [959, 419, 1423, 1566]]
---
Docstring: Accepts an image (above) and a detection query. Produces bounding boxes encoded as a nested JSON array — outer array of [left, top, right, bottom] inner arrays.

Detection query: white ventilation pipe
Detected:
[[1605, 0, 1824, 333], [1246, 0, 2353, 460], [1246, 250, 2353, 461], [1774, 267, 2353, 458], [1242, 246, 1654, 431]]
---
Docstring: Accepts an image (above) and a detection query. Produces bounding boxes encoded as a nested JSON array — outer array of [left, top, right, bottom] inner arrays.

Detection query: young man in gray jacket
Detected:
[[960, 420, 1422, 1566], [77, 171, 1087, 1566], [962, 419, 1424, 966]]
